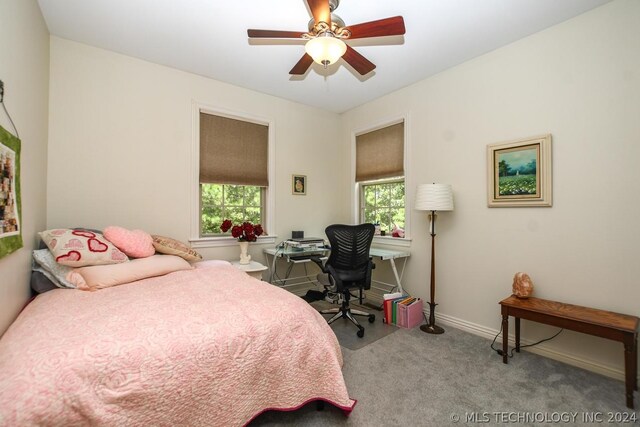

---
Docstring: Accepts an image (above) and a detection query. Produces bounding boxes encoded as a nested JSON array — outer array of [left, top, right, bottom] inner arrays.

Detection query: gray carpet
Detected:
[[250, 326, 636, 426], [309, 300, 397, 350]]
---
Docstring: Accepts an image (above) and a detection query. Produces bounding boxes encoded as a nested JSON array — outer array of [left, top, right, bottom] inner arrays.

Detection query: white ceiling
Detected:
[[37, 0, 610, 113]]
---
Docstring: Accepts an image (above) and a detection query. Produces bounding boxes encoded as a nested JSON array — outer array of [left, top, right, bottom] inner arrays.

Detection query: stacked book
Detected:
[[382, 292, 424, 329]]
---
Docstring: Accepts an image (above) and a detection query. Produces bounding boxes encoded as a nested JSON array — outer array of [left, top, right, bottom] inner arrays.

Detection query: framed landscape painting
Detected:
[[487, 134, 552, 207]]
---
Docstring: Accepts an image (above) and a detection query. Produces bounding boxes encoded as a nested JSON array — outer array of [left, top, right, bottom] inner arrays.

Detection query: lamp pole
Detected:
[[420, 210, 445, 334]]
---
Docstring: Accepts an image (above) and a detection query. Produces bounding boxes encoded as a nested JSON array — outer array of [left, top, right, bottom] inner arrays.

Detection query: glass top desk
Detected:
[[263, 246, 330, 289], [262, 246, 410, 294]]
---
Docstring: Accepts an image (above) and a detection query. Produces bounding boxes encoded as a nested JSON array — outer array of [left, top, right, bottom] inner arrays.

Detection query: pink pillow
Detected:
[[103, 226, 155, 258], [67, 255, 192, 291]]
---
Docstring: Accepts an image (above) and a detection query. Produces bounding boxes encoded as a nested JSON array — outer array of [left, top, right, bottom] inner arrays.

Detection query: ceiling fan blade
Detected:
[[342, 45, 376, 75], [290, 54, 314, 75], [247, 29, 306, 39], [306, 0, 331, 25], [343, 16, 406, 40]]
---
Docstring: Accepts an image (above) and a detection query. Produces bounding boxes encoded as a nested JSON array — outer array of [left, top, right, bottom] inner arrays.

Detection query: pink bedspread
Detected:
[[0, 263, 355, 426]]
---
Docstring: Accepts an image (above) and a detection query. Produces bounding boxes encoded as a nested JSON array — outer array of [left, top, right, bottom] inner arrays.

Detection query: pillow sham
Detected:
[[151, 235, 203, 262], [32, 249, 76, 289], [103, 226, 155, 258], [39, 229, 128, 267], [66, 254, 192, 291]]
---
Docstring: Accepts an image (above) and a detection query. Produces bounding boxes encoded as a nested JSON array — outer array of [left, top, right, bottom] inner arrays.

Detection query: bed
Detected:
[[0, 261, 356, 426]]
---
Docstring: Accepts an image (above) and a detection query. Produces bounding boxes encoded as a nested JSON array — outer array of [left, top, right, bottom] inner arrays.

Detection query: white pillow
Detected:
[[67, 254, 192, 291], [192, 260, 232, 269], [32, 249, 76, 289], [39, 228, 128, 267]]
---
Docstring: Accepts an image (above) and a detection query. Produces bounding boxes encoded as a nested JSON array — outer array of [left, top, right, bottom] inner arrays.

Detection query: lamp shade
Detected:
[[305, 34, 347, 65], [415, 183, 454, 211]]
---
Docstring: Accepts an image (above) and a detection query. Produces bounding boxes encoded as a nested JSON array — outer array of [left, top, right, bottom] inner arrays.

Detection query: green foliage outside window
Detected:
[[201, 184, 262, 236], [362, 180, 405, 234]]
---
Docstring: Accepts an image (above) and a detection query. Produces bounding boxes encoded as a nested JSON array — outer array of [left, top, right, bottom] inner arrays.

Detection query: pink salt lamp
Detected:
[[512, 272, 534, 299]]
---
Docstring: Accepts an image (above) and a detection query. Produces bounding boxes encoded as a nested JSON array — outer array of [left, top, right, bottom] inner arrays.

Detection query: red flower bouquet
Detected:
[[220, 219, 264, 242]]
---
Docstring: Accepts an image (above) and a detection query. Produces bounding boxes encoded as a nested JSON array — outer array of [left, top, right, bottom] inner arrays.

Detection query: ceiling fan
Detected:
[[247, 0, 405, 76]]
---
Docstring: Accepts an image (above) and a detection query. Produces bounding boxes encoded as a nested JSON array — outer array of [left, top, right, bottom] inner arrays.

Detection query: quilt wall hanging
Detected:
[[0, 124, 22, 258]]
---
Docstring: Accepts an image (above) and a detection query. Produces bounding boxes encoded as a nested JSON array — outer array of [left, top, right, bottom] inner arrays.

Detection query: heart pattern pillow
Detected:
[[39, 229, 128, 267], [103, 226, 155, 258]]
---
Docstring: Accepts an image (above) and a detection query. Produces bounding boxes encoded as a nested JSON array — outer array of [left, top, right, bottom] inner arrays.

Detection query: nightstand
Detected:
[[231, 261, 268, 280]]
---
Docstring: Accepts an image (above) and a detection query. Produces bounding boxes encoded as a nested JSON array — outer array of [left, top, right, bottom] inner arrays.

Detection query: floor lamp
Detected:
[[415, 183, 454, 335]]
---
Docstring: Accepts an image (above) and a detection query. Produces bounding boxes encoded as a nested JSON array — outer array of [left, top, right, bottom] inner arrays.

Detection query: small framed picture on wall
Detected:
[[292, 174, 306, 195]]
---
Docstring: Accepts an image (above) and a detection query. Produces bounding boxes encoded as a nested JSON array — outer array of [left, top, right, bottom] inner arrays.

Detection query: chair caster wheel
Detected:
[[368, 314, 375, 323], [357, 329, 365, 338]]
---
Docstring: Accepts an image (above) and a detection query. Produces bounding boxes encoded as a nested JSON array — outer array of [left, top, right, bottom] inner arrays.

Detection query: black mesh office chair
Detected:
[[312, 224, 376, 338]]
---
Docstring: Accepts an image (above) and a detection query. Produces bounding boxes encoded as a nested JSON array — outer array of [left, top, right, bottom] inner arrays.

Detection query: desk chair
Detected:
[[312, 224, 376, 338]]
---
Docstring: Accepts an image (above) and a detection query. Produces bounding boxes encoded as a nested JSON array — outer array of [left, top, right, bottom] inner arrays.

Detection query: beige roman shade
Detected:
[[355, 122, 404, 182], [199, 112, 268, 186]]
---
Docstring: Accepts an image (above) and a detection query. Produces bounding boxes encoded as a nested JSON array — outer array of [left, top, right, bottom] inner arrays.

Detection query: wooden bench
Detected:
[[499, 295, 638, 409]]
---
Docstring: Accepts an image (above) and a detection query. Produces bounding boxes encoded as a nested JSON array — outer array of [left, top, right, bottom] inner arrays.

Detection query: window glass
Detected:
[[360, 179, 405, 235], [200, 184, 263, 236]]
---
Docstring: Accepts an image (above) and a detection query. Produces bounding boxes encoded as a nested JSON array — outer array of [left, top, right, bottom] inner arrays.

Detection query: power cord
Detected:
[[0, 79, 20, 139], [491, 324, 564, 358], [271, 241, 286, 285]]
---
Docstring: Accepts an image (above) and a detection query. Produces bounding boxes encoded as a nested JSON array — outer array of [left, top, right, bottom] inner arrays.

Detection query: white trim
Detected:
[[351, 114, 411, 239], [425, 309, 632, 383], [190, 101, 276, 242], [404, 114, 412, 239], [189, 235, 276, 248], [372, 235, 412, 247]]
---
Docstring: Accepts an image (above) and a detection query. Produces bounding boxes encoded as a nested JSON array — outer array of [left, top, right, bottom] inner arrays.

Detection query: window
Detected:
[[356, 121, 406, 238], [200, 184, 263, 236], [197, 111, 270, 239], [361, 178, 405, 233]]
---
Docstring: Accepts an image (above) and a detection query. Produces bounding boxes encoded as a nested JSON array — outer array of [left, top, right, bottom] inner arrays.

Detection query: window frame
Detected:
[[190, 102, 276, 248], [352, 115, 412, 247]]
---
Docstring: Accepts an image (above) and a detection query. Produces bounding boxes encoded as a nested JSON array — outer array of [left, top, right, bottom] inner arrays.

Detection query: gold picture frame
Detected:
[[292, 174, 306, 195], [487, 134, 552, 207]]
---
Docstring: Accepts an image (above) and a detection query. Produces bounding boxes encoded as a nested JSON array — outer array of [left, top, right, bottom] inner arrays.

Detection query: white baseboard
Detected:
[[426, 309, 633, 383]]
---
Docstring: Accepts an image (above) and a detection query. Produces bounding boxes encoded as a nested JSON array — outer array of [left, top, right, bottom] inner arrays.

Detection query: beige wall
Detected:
[[0, 0, 49, 335], [341, 0, 639, 379], [45, 0, 639, 379], [47, 37, 350, 264]]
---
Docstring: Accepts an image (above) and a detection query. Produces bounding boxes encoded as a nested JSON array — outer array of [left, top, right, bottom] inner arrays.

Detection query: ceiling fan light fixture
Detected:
[[305, 33, 346, 67], [247, 1, 405, 76]]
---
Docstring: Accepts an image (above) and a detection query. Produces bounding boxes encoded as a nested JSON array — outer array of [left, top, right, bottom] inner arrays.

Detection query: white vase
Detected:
[[238, 241, 251, 265]]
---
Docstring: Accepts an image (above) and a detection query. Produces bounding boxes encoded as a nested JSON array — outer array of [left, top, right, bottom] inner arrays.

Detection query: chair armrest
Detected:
[[364, 259, 375, 290], [309, 256, 327, 273]]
